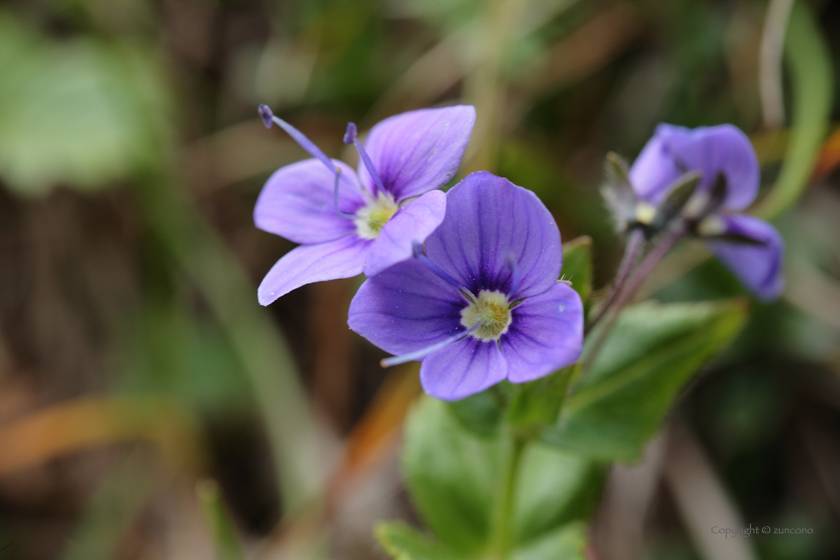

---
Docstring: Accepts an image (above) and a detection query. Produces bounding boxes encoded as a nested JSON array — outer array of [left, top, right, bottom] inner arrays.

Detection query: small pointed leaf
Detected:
[[601, 152, 637, 231], [654, 171, 701, 228]]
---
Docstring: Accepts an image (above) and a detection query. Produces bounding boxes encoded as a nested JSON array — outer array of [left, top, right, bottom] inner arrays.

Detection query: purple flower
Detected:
[[630, 123, 784, 301], [254, 105, 476, 305], [348, 172, 584, 401]]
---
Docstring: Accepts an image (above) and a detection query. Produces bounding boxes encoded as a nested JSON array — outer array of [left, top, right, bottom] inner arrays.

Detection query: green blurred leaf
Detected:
[[375, 522, 463, 560], [404, 397, 497, 552], [562, 236, 593, 309], [507, 365, 576, 434], [512, 522, 587, 560], [404, 397, 597, 553], [0, 12, 169, 195], [511, 442, 601, 545], [376, 519, 589, 560], [755, 2, 833, 220], [197, 480, 245, 560], [447, 388, 505, 438], [119, 301, 251, 415], [542, 300, 747, 460]]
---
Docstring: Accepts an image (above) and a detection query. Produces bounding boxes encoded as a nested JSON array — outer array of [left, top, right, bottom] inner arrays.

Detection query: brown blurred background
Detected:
[[1, 0, 840, 559]]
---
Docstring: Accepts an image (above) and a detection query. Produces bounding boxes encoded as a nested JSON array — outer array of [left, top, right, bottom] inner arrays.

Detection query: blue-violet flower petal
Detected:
[[356, 105, 476, 201], [706, 214, 785, 301], [629, 123, 759, 211], [348, 171, 583, 401]]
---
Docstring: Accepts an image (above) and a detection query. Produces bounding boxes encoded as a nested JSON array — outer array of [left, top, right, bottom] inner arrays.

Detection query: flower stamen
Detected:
[[332, 168, 356, 219], [344, 122, 386, 196], [258, 104, 336, 174], [355, 192, 399, 238], [460, 290, 513, 342]]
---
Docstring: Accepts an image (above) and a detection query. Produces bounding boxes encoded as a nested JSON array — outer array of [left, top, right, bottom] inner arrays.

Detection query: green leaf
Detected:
[[561, 236, 593, 309], [513, 522, 587, 560], [542, 300, 747, 461], [404, 397, 597, 553], [404, 397, 497, 552], [447, 388, 505, 438], [755, 1, 833, 220], [0, 12, 170, 195], [507, 365, 576, 433], [375, 522, 463, 560], [511, 443, 602, 545]]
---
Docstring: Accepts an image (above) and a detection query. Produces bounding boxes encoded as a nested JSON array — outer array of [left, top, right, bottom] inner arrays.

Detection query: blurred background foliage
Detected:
[[0, 0, 839, 559]]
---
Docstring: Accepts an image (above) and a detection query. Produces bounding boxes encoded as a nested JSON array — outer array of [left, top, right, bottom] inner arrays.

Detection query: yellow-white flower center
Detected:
[[355, 192, 399, 239], [460, 290, 513, 342], [696, 215, 725, 236]]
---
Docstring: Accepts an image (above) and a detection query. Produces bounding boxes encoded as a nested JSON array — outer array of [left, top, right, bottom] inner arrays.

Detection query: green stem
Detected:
[[490, 432, 526, 559]]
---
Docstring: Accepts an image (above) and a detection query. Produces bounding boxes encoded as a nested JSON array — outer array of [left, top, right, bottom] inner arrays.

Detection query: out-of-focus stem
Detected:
[[612, 226, 686, 313], [759, 0, 795, 129], [585, 229, 645, 335], [664, 420, 758, 560], [490, 432, 525, 559], [584, 225, 686, 366], [755, 2, 833, 220]]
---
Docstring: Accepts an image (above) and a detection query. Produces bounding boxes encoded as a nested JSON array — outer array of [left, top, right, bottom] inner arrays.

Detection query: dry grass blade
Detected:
[[0, 395, 206, 477], [664, 420, 758, 560]]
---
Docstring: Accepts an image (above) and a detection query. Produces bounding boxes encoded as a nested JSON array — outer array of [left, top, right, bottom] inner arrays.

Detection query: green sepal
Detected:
[[601, 152, 637, 232], [652, 171, 701, 229]]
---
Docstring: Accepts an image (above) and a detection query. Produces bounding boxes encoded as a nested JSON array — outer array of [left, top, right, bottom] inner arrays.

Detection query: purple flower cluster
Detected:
[[630, 124, 784, 300], [253, 107, 784, 400]]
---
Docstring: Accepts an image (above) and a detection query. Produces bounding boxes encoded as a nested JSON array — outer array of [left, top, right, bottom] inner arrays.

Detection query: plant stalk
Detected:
[[584, 225, 686, 366], [585, 228, 645, 335], [490, 432, 526, 559]]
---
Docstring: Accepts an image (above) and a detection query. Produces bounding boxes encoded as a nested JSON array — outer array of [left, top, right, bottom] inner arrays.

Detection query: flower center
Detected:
[[460, 290, 513, 342], [355, 192, 399, 239]]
